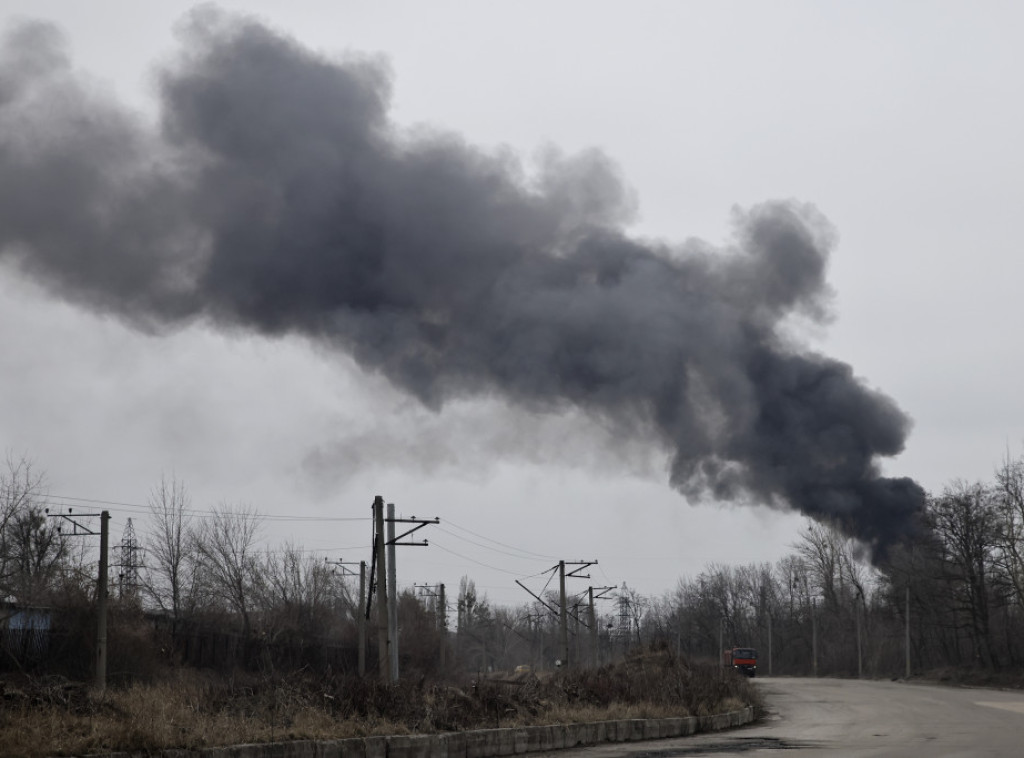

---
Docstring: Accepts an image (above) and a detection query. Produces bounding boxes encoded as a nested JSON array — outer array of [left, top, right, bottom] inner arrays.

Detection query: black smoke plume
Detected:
[[0, 11, 924, 555]]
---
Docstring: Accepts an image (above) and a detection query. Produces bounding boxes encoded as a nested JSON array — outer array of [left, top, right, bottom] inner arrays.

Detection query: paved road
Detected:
[[542, 677, 1024, 757]]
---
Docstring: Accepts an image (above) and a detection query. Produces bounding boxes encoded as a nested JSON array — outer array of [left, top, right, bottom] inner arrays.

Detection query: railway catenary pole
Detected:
[[588, 586, 597, 668], [359, 560, 367, 676], [387, 502, 399, 681], [559, 561, 568, 668], [373, 496, 390, 682]]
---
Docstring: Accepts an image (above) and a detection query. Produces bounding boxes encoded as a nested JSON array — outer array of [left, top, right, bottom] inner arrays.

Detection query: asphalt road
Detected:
[[540, 677, 1024, 757]]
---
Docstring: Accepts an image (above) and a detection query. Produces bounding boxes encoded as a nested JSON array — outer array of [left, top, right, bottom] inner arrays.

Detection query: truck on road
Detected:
[[723, 647, 758, 677]]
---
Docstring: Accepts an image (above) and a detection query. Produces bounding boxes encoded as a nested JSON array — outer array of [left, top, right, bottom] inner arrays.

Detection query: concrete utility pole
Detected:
[[559, 561, 568, 668], [556, 561, 597, 669], [768, 614, 773, 676], [439, 583, 447, 669], [812, 598, 818, 677], [96, 511, 109, 694], [328, 557, 365, 675], [387, 502, 399, 681], [719, 616, 725, 679], [381, 510, 439, 680], [905, 585, 911, 679], [47, 508, 109, 694], [856, 604, 863, 679], [359, 561, 367, 676], [588, 587, 597, 668], [373, 496, 390, 682], [573, 602, 581, 664]]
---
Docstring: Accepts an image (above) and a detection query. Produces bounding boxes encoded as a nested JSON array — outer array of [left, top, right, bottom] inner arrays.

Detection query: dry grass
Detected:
[[0, 650, 760, 758]]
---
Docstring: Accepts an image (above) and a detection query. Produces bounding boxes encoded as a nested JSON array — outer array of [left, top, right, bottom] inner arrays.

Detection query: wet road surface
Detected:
[[537, 676, 1024, 757]]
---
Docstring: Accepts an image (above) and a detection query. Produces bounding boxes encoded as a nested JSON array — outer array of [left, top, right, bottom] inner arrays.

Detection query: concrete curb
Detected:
[[80, 706, 756, 758]]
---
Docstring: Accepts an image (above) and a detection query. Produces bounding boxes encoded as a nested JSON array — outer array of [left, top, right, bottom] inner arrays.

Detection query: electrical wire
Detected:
[[444, 518, 559, 560], [430, 541, 549, 579], [434, 525, 552, 564], [44, 493, 371, 523]]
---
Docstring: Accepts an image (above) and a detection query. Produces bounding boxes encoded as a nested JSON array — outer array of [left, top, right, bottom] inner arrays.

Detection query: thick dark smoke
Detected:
[[0, 12, 925, 555]]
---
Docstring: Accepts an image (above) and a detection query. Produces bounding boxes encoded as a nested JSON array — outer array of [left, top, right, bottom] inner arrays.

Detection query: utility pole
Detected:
[[559, 561, 568, 668], [381, 506, 438, 681], [415, 583, 448, 670], [856, 603, 863, 679], [587, 586, 613, 668], [328, 558, 365, 676], [556, 561, 596, 669], [812, 598, 818, 677], [47, 508, 109, 694], [719, 616, 725, 680], [905, 584, 911, 679], [373, 496, 390, 682], [439, 583, 447, 670], [359, 560, 367, 675], [588, 587, 597, 668], [387, 503, 399, 681], [768, 613, 773, 676], [97, 511, 109, 693], [573, 601, 581, 664]]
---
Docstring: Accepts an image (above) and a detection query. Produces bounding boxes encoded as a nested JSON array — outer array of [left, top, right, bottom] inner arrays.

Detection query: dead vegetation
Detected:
[[0, 649, 759, 758]]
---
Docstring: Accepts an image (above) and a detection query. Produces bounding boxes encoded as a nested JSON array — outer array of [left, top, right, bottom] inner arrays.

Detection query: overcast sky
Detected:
[[1, 1, 1022, 609]]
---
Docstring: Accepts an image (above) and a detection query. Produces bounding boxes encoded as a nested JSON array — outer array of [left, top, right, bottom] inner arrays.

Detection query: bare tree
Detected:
[[192, 503, 263, 637], [929, 481, 1000, 668], [257, 543, 337, 642], [144, 473, 197, 628], [0, 453, 67, 604], [993, 451, 1024, 611]]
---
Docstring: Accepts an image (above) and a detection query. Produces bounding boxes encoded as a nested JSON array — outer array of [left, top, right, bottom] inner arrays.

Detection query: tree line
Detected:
[[3, 450, 1024, 680]]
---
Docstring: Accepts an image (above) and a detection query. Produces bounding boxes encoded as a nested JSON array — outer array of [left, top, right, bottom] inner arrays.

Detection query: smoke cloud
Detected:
[[0, 11, 924, 555]]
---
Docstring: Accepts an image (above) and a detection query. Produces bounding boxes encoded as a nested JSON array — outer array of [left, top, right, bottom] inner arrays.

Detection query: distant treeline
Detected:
[[3, 452, 1024, 681]]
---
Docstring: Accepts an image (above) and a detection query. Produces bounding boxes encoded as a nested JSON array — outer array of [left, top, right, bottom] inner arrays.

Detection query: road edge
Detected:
[[78, 707, 757, 758]]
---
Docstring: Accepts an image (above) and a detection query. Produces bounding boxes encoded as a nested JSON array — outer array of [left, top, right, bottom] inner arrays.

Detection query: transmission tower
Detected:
[[616, 582, 631, 648], [115, 518, 144, 601]]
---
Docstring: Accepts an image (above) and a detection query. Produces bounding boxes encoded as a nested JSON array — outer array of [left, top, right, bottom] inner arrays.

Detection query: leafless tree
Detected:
[[192, 503, 263, 636], [993, 451, 1024, 610], [144, 473, 198, 627], [257, 543, 337, 641], [0, 453, 68, 604], [929, 480, 1000, 668]]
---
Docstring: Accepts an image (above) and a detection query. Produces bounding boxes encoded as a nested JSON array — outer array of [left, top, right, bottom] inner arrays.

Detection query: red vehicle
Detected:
[[723, 647, 758, 677]]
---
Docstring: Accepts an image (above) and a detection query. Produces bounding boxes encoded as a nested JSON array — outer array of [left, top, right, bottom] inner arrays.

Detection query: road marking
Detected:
[[975, 701, 1024, 714]]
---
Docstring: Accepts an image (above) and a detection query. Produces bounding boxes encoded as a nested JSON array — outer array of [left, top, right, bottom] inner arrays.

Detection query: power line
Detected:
[[44, 493, 370, 523], [435, 525, 553, 563], [430, 541, 550, 578], [445, 518, 559, 560]]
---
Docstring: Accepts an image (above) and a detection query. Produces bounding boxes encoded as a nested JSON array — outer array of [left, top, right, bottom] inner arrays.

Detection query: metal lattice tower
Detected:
[[115, 518, 144, 600], [617, 582, 631, 644]]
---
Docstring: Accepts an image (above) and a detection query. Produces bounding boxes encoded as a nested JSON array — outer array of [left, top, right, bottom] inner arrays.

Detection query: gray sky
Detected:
[[1, 1, 1022, 608]]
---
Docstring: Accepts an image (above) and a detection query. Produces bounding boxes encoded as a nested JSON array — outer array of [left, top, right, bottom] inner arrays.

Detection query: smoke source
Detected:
[[0, 12, 924, 556]]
